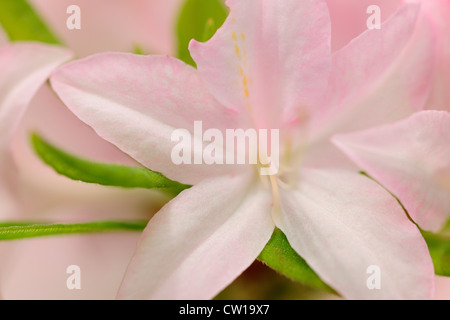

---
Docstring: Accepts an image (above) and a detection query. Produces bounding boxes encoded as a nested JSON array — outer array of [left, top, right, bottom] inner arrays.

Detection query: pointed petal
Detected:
[[276, 168, 434, 299], [51, 53, 244, 185], [190, 0, 331, 128], [332, 110, 450, 232], [311, 3, 438, 140], [118, 174, 274, 299], [0, 43, 72, 150]]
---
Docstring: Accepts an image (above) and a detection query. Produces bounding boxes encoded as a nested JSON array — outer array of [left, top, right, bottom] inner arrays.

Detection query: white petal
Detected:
[[118, 173, 274, 299], [276, 168, 434, 299]]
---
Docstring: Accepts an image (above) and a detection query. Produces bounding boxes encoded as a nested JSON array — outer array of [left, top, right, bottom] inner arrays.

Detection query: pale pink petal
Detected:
[[118, 174, 274, 299], [435, 276, 450, 300], [276, 168, 434, 299], [0, 43, 72, 151], [190, 0, 331, 129], [311, 3, 438, 141], [0, 43, 72, 217], [326, 0, 402, 52], [421, 0, 450, 111], [332, 110, 450, 232], [51, 53, 245, 185], [11, 84, 141, 203]]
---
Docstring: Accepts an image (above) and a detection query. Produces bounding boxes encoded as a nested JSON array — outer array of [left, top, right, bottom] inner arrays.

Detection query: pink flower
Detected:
[[0, 42, 72, 218], [0, 39, 71, 297], [50, 0, 437, 299]]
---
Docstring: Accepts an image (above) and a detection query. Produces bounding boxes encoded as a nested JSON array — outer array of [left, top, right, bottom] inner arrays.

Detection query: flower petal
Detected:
[[118, 173, 274, 299], [326, 0, 402, 52], [311, 3, 438, 140], [189, 0, 331, 129], [0, 43, 72, 217], [332, 110, 450, 232], [276, 168, 434, 299], [422, 0, 450, 112], [0, 43, 72, 151], [51, 53, 244, 185]]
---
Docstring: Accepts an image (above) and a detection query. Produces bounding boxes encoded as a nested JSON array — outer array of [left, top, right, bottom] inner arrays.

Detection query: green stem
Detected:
[[0, 221, 148, 241], [0, 0, 62, 44]]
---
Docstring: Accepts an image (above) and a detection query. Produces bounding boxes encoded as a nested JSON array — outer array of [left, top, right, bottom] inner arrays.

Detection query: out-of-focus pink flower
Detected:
[[0, 43, 72, 218], [50, 0, 436, 299], [333, 110, 450, 232], [29, 0, 184, 57], [0, 40, 72, 298]]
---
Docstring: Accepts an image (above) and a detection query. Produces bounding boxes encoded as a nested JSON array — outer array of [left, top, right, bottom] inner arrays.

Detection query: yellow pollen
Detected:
[[242, 75, 248, 86], [235, 45, 241, 60], [231, 32, 238, 42], [241, 33, 246, 42]]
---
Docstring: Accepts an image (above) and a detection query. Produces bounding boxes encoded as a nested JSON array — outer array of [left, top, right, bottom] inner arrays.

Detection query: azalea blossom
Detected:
[[332, 110, 450, 232], [50, 0, 438, 299]]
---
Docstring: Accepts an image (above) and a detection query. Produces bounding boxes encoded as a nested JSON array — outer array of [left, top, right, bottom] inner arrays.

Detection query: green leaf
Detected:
[[0, 220, 147, 241], [176, 0, 228, 66], [258, 228, 337, 295], [31, 133, 190, 196], [0, 0, 61, 44], [422, 229, 450, 277]]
